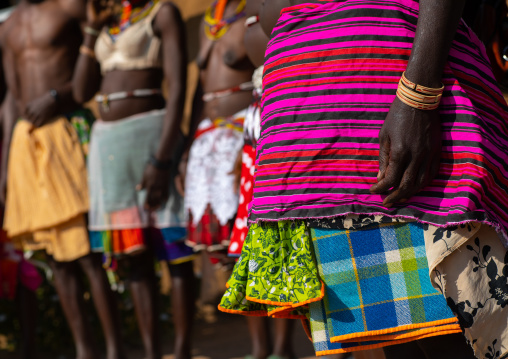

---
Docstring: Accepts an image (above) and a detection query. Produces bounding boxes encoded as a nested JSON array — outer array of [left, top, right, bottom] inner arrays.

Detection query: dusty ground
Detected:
[[133, 310, 321, 359]]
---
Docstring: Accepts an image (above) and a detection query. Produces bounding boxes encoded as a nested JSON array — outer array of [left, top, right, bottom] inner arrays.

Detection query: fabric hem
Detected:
[[244, 280, 325, 315], [338, 323, 461, 343], [89, 223, 187, 231], [328, 317, 459, 343], [217, 306, 268, 317], [7, 211, 88, 239], [217, 305, 306, 319], [168, 254, 197, 265], [314, 328, 463, 356], [249, 212, 508, 246]]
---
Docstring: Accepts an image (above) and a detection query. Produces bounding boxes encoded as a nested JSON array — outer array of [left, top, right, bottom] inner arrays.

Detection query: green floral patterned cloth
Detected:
[[67, 108, 95, 157], [219, 220, 323, 318]]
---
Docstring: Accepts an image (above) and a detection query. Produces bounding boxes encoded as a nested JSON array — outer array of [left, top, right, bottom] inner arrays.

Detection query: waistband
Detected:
[[94, 109, 166, 128], [95, 88, 162, 111], [202, 82, 254, 102], [194, 111, 245, 139]]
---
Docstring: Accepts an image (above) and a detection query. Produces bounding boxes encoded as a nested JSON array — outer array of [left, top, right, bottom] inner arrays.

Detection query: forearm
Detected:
[[72, 32, 102, 103], [52, 82, 79, 113], [155, 84, 186, 162], [1, 93, 16, 180], [404, 0, 466, 87], [183, 81, 205, 153]]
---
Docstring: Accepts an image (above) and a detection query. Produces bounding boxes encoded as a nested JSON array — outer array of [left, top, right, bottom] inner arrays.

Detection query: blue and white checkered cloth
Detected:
[[308, 221, 461, 355]]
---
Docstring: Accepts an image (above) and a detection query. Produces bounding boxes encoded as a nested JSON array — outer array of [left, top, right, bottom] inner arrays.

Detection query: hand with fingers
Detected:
[[86, 0, 115, 31], [369, 97, 442, 208], [24, 92, 58, 128], [137, 164, 171, 211]]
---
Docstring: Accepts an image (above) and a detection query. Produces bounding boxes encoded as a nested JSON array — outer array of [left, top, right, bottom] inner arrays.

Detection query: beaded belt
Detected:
[[202, 82, 254, 102], [95, 88, 162, 112]]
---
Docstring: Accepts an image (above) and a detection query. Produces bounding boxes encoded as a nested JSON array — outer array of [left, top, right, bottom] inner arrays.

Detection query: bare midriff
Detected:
[[98, 68, 165, 122]]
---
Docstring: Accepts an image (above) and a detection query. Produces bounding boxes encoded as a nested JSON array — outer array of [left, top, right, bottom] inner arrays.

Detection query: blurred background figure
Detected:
[[0, 0, 125, 358], [181, 0, 254, 265], [226, 1, 298, 358], [225, 1, 386, 359], [72, 0, 195, 358], [179, 0, 254, 320], [0, 8, 42, 359], [462, 0, 508, 87]]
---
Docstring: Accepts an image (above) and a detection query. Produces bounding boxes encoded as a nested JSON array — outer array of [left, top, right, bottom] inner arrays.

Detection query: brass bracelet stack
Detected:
[[396, 72, 444, 110]]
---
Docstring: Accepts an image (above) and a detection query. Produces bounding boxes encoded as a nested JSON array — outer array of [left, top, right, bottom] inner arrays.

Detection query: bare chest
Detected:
[[4, 4, 79, 55]]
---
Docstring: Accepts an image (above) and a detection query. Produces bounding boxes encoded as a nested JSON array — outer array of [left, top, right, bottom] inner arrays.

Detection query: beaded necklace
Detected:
[[107, 0, 158, 41], [204, 0, 246, 41]]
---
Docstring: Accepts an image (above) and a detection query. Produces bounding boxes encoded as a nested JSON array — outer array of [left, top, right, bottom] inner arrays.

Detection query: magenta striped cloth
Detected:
[[250, 0, 508, 242]]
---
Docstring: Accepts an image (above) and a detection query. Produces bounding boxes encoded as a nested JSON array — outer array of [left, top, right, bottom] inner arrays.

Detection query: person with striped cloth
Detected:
[[220, 0, 508, 358]]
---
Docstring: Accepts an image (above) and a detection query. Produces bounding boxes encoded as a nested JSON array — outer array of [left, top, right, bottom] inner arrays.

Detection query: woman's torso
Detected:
[[197, 0, 254, 120], [95, 0, 168, 121]]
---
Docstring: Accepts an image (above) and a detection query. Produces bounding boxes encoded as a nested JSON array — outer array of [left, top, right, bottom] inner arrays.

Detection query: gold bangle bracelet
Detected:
[[396, 88, 440, 110], [401, 71, 444, 95], [398, 79, 442, 104], [79, 45, 96, 59]]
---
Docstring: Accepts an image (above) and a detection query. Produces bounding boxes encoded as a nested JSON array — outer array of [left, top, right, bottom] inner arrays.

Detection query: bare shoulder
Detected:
[[0, 9, 20, 46], [156, 2, 183, 23], [153, 2, 184, 35], [58, 0, 87, 21]]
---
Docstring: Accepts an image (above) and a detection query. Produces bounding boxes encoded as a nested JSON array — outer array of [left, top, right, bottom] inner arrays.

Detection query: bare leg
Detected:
[[328, 355, 348, 359], [246, 316, 270, 359], [168, 260, 195, 359], [353, 348, 386, 359], [48, 257, 98, 359], [17, 283, 37, 359], [383, 340, 426, 359], [416, 333, 476, 359], [272, 318, 294, 358], [126, 251, 161, 359], [78, 253, 126, 359]]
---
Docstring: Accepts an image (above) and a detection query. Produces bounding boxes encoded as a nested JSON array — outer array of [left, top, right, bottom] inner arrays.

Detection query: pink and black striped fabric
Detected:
[[250, 0, 508, 242]]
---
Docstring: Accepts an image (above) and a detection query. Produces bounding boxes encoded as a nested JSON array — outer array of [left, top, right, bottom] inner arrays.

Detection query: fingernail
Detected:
[[135, 184, 141, 191], [376, 172, 381, 180]]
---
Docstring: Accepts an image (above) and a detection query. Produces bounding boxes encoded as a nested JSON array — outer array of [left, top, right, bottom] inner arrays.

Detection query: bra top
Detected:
[[95, 1, 168, 74]]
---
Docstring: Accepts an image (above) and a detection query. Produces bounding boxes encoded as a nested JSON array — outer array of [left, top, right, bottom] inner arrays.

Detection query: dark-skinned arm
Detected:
[[260, 0, 289, 38], [72, 32, 102, 103], [72, 0, 111, 103], [139, 3, 187, 210], [184, 17, 207, 152], [184, 80, 204, 152], [369, 0, 466, 207], [0, 92, 17, 205], [24, 82, 78, 127], [25, 0, 88, 126]]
